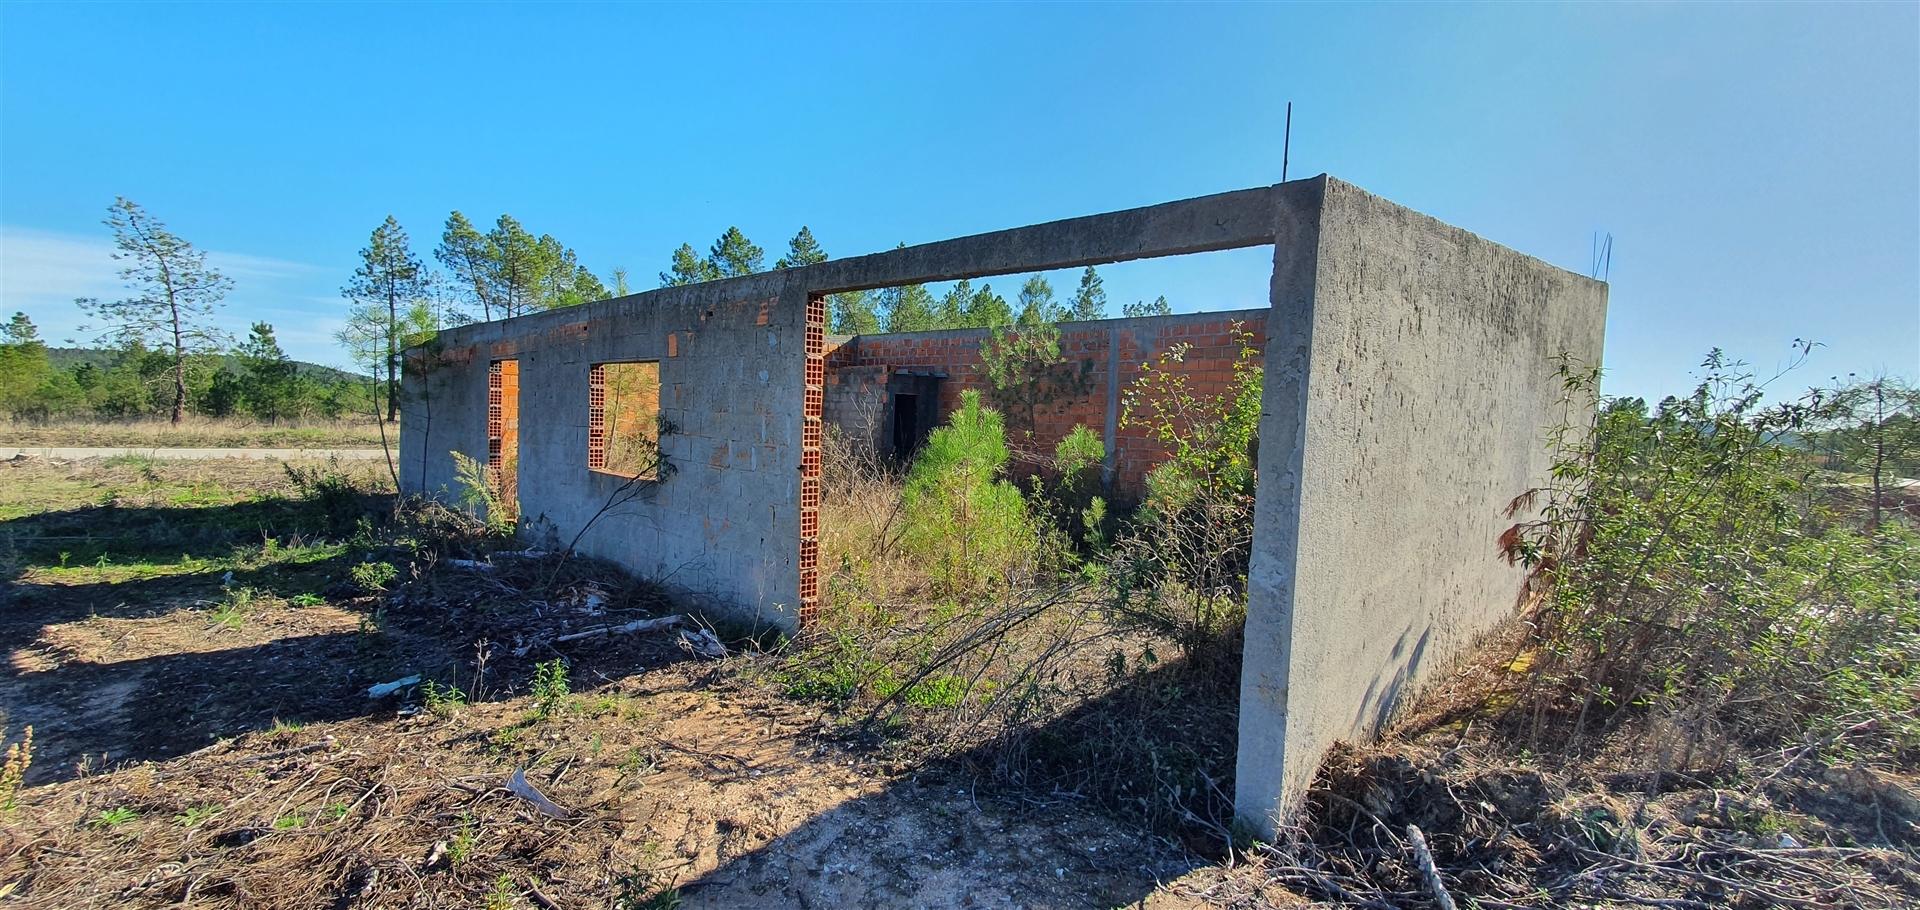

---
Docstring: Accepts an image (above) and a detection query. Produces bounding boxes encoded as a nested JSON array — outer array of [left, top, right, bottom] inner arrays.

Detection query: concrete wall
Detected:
[[824, 310, 1267, 494], [1234, 177, 1608, 836], [400, 274, 807, 629]]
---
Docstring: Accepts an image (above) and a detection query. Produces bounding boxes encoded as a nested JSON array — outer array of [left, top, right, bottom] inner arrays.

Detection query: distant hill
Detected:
[[46, 348, 364, 384]]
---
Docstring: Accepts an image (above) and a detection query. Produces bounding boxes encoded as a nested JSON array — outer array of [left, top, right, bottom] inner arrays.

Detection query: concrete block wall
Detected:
[[824, 310, 1267, 495], [1234, 177, 1608, 836], [400, 276, 806, 629]]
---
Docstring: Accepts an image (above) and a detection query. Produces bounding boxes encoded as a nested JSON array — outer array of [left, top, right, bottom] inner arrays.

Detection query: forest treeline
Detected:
[[1, 199, 1175, 425]]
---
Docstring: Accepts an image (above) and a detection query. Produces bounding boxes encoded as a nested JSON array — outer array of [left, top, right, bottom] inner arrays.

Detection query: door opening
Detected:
[[891, 393, 920, 461], [487, 359, 521, 522]]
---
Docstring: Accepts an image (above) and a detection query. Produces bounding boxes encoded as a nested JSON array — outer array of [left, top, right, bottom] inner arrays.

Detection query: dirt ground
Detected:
[[0, 456, 1216, 909], [3, 456, 1915, 909]]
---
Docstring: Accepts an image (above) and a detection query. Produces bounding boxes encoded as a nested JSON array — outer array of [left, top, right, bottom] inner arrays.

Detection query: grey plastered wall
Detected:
[[400, 273, 806, 628], [1235, 177, 1608, 836]]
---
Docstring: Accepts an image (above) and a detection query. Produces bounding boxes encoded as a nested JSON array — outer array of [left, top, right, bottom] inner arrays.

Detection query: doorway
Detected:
[[891, 392, 920, 459], [487, 359, 521, 521]]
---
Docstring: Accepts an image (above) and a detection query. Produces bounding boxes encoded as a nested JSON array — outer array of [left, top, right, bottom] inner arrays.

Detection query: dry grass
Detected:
[[3, 417, 387, 449]]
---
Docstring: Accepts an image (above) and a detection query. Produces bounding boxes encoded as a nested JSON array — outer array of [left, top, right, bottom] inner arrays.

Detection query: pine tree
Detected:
[[0, 313, 60, 418], [965, 283, 1012, 328], [488, 215, 545, 317], [660, 243, 719, 287], [1016, 274, 1059, 326], [776, 226, 828, 269], [1069, 266, 1107, 321], [830, 291, 881, 335], [1123, 295, 1173, 318], [79, 197, 232, 424], [938, 279, 973, 329], [436, 211, 498, 321], [885, 284, 941, 333], [707, 227, 764, 278], [341, 216, 429, 421], [236, 322, 300, 424]]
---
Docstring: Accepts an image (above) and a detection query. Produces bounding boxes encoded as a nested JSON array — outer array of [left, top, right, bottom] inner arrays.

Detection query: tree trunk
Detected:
[[1870, 383, 1886, 531], [170, 305, 187, 425], [386, 288, 398, 423]]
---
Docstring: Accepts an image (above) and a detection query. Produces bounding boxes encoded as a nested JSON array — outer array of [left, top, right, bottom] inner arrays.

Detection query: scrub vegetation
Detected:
[[0, 346, 1913, 909]]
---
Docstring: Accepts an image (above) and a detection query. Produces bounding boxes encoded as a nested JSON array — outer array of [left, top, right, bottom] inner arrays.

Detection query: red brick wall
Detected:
[[824, 309, 1266, 496]]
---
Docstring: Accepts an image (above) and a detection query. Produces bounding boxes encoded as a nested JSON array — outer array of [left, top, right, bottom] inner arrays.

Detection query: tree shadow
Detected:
[[0, 491, 389, 583], [677, 658, 1236, 909]]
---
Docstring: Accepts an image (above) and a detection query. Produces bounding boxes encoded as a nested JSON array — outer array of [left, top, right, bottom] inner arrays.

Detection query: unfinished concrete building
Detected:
[[399, 175, 1608, 836]]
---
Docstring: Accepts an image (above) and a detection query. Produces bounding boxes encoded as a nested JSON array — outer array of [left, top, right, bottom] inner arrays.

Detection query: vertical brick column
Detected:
[[799, 295, 826, 625], [586, 363, 608, 470], [487, 360, 520, 509], [487, 360, 505, 481]]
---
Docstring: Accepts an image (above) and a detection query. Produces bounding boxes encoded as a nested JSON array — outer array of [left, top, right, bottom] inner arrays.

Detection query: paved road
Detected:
[[1, 446, 387, 461]]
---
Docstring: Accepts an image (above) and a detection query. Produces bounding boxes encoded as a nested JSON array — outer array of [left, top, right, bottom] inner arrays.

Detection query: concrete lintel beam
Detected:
[[788, 184, 1289, 296]]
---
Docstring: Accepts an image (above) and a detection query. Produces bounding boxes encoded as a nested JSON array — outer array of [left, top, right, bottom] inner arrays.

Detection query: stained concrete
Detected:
[[1234, 177, 1608, 836]]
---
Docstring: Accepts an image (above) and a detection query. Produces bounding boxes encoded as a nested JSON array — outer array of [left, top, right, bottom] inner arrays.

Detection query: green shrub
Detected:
[[899, 391, 1037, 593], [422, 679, 468, 716], [531, 659, 570, 718], [348, 560, 397, 593], [1508, 352, 1920, 760], [207, 586, 257, 630], [1106, 328, 1263, 660]]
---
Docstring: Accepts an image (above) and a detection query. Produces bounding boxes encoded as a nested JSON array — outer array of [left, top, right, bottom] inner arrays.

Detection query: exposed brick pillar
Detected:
[[799, 295, 826, 625]]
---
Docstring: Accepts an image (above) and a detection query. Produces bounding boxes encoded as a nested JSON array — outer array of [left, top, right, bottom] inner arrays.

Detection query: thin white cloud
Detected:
[[0, 225, 349, 366], [0, 226, 323, 303]]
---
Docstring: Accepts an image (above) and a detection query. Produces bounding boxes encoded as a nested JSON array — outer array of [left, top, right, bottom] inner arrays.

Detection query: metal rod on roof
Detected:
[[1282, 101, 1293, 182]]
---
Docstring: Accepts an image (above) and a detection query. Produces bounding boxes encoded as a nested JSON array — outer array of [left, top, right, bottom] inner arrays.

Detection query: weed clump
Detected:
[[0, 725, 31, 810]]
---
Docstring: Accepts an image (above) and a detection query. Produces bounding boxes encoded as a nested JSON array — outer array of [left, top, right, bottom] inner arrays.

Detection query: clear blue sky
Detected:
[[3, 2, 1914, 400]]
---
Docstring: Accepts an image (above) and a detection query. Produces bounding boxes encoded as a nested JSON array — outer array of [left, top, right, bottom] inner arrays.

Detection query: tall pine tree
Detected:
[[236, 322, 300, 424], [776, 226, 828, 269], [1016, 274, 1059, 326], [660, 243, 720, 287], [341, 216, 429, 421], [79, 197, 232, 424], [884, 283, 941, 333], [707, 227, 764, 278], [1069, 266, 1107, 321]]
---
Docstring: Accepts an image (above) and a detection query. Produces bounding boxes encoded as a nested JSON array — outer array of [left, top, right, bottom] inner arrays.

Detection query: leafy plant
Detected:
[[348, 560, 398, 593], [91, 806, 138, 828], [531, 659, 570, 718], [447, 813, 478, 865], [283, 458, 369, 534], [422, 679, 468, 717], [1106, 327, 1263, 660], [207, 586, 257, 630], [483, 874, 518, 910], [174, 804, 219, 827]]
